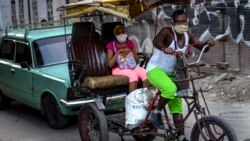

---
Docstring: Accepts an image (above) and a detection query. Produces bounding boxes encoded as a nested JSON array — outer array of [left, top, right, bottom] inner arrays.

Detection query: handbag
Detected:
[[113, 41, 137, 70], [174, 41, 190, 90]]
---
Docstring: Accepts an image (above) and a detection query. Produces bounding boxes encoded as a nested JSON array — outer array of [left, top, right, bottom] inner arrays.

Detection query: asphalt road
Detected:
[[0, 100, 250, 141]]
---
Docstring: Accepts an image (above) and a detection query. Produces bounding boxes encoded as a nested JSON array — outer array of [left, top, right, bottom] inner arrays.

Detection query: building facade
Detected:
[[0, 0, 67, 34], [1, 0, 250, 74]]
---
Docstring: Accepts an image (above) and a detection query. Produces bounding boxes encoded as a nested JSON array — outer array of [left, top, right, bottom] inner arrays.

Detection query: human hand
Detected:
[[173, 50, 183, 57], [162, 47, 175, 54], [205, 39, 215, 47], [118, 47, 130, 53]]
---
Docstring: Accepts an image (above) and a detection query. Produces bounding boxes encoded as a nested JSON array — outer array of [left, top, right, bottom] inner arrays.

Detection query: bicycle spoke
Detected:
[[217, 132, 226, 141], [204, 124, 217, 140], [80, 109, 101, 141], [87, 112, 100, 140], [194, 122, 231, 141]]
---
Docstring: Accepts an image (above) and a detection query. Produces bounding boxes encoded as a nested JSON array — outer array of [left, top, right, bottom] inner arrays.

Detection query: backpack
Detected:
[[113, 41, 137, 70]]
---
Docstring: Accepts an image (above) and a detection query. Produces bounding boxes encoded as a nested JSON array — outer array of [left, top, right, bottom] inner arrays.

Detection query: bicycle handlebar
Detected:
[[178, 44, 210, 67]]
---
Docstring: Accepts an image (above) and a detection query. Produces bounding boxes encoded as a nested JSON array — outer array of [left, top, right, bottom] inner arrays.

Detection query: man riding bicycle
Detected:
[[146, 9, 215, 141]]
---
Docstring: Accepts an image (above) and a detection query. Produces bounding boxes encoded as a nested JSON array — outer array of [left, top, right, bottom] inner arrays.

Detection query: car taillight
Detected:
[[67, 88, 83, 100], [67, 88, 74, 100]]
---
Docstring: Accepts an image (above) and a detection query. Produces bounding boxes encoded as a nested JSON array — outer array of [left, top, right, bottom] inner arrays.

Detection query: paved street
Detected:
[[0, 99, 250, 141]]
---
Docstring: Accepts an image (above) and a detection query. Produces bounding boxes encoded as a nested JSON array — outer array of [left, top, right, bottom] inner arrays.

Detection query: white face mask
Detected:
[[116, 34, 127, 43], [173, 24, 189, 34]]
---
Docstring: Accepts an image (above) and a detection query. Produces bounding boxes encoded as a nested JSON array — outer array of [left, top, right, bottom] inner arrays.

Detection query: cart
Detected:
[[58, 1, 238, 140]]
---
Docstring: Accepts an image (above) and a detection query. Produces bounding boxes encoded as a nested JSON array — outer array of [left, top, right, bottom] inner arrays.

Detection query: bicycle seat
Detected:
[[174, 88, 194, 98]]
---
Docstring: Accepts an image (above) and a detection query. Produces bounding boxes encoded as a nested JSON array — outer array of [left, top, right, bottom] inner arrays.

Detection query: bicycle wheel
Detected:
[[191, 115, 238, 141], [132, 122, 158, 141], [78, 103, 109, 141]]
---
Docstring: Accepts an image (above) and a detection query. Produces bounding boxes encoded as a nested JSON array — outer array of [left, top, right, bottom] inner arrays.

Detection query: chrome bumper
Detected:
[[59, 93, 126, 109]]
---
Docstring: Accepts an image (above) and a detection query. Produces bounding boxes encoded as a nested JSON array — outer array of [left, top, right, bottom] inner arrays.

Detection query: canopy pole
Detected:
[[150, 5, 160, 57]]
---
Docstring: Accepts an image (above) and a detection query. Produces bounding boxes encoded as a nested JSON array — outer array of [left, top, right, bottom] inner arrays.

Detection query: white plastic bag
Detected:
[[125, 88, 156, 128]]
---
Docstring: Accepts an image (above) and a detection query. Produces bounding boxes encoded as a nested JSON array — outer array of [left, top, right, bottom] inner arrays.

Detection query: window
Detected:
[[32, 0, 38, 27], [11, 0, 17, 28], [15, 42, 32, 65], [47, 0, 54, 26], [0, 40, 15, 60], [19, 0, 25, 27], [33, 35, 70, 66]]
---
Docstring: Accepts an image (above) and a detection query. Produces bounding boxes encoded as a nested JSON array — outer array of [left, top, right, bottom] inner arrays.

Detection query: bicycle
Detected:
[[78, 45, 238, 141]]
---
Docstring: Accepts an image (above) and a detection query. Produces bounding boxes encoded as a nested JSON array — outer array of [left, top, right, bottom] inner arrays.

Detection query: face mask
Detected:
[[173, 24, 189, 34], [116, 34, 127, 43]]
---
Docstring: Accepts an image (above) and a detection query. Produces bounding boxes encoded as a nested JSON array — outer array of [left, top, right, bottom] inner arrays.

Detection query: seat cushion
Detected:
[[82, 75, 129, 89]]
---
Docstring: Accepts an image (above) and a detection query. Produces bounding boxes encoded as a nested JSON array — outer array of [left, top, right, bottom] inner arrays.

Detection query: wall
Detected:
[[0, 0, 12, 35], [1, 0, 250, 73], [97, 0, 250, 74]]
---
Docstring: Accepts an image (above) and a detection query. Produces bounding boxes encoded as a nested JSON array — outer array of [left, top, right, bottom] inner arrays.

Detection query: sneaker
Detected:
[[177, 135, 189, 141], [181, 138, 189, 141], [151, 112, 164, 129], [126, 124, 139, 130]]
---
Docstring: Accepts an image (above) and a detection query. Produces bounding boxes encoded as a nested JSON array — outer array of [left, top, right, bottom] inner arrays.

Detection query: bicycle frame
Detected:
[[132, 45, 212, 140]]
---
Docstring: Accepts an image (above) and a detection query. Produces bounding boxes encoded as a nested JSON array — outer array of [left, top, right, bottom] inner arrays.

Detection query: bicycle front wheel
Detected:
[[190, 115, 238, 141]]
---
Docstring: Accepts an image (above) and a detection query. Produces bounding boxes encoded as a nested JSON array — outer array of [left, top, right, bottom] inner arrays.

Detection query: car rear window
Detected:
[[0, 40, 15, 60], [33, 35, 71, 67]]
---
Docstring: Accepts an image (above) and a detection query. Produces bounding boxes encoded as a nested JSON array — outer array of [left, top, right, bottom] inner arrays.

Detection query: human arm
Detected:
[[131, 47, 139, 64], [153, 27, 175, 54], [107, 48, 119, 68], [129, 40, 140, 64], [188, 31, 215, 52], [106, 42, 131, 68]]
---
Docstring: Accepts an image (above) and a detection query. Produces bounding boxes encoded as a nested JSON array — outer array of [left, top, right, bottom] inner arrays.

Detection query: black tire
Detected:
[[0, 91, 11, 110], [43, 94, 70, 129], [78, 103, 109, 141], [191, 115, 238, 141], [132, 122, 158, 141]]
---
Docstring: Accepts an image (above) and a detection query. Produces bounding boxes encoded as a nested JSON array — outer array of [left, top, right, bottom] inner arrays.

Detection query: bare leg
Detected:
[[142, 80, 149, 88], [173, 114, 185, 136], [156, 96, 169, 111], [129, 81, 137, 92]]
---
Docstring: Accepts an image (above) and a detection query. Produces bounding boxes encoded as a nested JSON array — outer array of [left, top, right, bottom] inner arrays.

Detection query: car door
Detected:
[[0, 39, 15, 97], [10, 41, 34, 104]]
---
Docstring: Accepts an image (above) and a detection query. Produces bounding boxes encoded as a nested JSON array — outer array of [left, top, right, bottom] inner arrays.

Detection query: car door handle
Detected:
[[10, 68, 15, 73]]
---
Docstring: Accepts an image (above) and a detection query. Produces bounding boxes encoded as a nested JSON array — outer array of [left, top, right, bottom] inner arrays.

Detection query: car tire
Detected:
[[0, 91, 11, 110], [43, 94, 70, 129]]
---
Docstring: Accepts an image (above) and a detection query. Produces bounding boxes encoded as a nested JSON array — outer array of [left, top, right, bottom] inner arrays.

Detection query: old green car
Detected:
[[0, 24, 129, 129], [0, 26, 73, 129]]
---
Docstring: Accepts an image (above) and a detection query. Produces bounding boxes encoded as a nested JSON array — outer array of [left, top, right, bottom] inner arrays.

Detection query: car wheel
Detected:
[[43, 94, 70, 129], [78, 103, 109, 141], [0, 91, 11, 110]]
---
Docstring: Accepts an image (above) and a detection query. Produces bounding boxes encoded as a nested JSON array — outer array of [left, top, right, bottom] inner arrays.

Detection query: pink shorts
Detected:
[[112, 66, 147, 83]]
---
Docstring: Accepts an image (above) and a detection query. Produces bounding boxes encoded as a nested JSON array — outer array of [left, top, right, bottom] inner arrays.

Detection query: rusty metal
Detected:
[[174, 75, 207, 83], [58, 0, 190, 19]]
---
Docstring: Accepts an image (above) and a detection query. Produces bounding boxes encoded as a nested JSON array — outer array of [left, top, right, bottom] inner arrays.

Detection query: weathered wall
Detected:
[[84, 0, 250, 74]]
